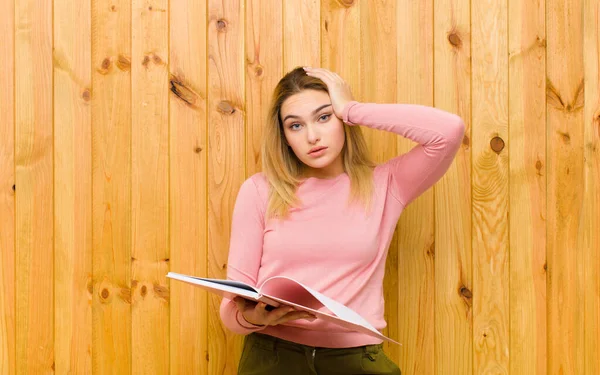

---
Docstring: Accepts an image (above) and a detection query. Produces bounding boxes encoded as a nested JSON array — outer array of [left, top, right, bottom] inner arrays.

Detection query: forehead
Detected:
[[281, 90, 330, 117]]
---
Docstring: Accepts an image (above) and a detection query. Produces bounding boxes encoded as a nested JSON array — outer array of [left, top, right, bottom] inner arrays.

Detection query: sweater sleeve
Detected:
[[342, 101, 465, 207], [219, 176, 267, 334]]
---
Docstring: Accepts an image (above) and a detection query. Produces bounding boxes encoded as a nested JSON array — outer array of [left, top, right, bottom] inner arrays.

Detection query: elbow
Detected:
[[446, 115, 466, 146], [452, 115, 466, 139]]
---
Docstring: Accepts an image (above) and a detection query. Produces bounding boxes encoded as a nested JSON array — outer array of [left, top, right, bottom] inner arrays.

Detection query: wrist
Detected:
[[236, 310, 265, 328]]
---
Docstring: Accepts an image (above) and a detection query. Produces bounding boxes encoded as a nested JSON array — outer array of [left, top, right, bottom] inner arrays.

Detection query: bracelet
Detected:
[[236, 310, 265, 328]]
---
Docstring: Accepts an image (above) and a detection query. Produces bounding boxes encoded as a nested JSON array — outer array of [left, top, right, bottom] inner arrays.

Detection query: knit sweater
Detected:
[[219, 100, 465, 348]]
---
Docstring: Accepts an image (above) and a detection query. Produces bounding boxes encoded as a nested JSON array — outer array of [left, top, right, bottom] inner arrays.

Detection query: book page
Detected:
[[261, 276, 377, 331], [166, 272, 259, 300]]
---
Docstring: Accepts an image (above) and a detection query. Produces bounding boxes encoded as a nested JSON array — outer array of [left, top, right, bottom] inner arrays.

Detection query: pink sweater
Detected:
[[219, 101, 465, 348]]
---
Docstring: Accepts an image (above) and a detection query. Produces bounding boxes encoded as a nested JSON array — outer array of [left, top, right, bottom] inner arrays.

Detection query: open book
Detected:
[[166, 272, 400, 345]]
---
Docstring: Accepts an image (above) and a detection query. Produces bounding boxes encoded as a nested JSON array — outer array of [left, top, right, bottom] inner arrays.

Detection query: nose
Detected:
[[306, 124, 320, 144]]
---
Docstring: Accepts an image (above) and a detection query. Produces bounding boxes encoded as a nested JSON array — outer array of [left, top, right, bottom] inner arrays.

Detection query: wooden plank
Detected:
[[0, 0, 15, 372], [582, 1, 600, 373], [130, 2, 170, 373], [91, 0, 132, 373], [283, 0, 320, 71], [14, 0, 54, 372], [207, 1, 246, 373], [53, 0, 92, 372], [246, 0, 282, 176], [546, 0, 585, 373], [359, 1, 396, 165], [507, 0, 547, 374], [359, 0, 399, 363], [471, 0, 510, 373], [321, 0, 360, 100], [396, 1, 435, 372], [433, 0, 472, 374], [169, 0, 208, 373]]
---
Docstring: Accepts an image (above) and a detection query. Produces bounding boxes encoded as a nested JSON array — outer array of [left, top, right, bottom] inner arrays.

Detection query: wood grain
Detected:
[[207, 1, 246, 373], [15, 0, 54, 372], [2, 1, 600, 372], [582, 2, 600, 373], [246, 0, 282, 176], [433, 0, 473, 374], [91, 0, 132, 373], [546, 0, 585, 373], [284, 0, 320, 71], [471, 0, 510, 373], [169, 0, 208, 373], [0, 0, 15, 372], [396, 1, 435, 373], [508, 0, 547, 374], [131, 1, 170, 374], [53, 0, 92, 372]]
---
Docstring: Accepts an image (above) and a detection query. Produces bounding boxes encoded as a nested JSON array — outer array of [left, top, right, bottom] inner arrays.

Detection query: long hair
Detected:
[[261, 66, 376, 220]]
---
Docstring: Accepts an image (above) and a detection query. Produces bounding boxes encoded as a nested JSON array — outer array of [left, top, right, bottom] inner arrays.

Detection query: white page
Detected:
[[166, 272, 259, 300], [265, 276, 378, 332]]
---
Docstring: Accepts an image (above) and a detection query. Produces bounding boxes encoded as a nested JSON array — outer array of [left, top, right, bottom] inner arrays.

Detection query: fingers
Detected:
[[272, 310, 317, 325], [303, 66, 341, 84], [233, 296, 246, 311], [236, 299, 318, 327]]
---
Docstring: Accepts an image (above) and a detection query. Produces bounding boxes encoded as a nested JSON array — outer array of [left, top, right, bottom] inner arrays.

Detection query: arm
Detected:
[[342, 101, 465, 206], [219, 177, 267, 334]]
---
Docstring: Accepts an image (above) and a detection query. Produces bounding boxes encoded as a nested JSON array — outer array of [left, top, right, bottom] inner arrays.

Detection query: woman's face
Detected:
[[280, 89, 346, 179]]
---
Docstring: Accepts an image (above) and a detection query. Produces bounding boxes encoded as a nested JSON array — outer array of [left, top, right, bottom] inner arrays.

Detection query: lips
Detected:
[[309, 146, 327, 154]]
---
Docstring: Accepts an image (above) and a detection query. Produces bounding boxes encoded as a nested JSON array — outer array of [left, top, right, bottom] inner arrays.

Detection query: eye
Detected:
[[289, 123, 301, 130], [319, 114, 330, 121]]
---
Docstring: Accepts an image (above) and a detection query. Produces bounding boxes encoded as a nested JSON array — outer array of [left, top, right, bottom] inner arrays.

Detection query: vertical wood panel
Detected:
[[14, 0, 54, 372], [53, 0, 93, 372], [471, 0, 510, 373], [508, 0, 547, 374], [433, 0, 473, 374], [283, 0, 320, 71], [207, 1, 245, 373], [131, 1, 170, 374], [396, 1, 434, 373], [546, 0, 585, 373], [91, 0, 132, 372], [582, 1, 600, 373], [0, 0, 15, 372], [358, 0, 399, 365], [169, 0, 208, 373], [359, 1, 396, 165], [246, 0, 282, 176]]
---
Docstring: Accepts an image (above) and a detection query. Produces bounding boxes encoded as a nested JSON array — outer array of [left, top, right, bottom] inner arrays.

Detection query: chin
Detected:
[[301, 158, 334, 170]]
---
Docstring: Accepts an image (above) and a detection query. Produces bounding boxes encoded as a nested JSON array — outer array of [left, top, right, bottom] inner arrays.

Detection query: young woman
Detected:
[[220, 66, 465, 374]]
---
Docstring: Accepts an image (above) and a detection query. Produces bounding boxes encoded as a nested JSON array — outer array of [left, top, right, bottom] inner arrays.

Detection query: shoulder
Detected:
[[239, 172, 269, 204]]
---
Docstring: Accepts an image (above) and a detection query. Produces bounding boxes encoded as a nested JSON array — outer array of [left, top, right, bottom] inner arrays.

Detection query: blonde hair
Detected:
[[261, 66, 376, 220]]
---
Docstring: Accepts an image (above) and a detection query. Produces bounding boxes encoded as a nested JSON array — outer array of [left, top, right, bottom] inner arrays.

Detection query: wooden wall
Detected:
[[0, 0, 598, 374]]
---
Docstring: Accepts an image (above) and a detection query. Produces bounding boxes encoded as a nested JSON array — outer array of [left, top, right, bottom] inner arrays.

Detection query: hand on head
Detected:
[[302, 67, 354, 119]]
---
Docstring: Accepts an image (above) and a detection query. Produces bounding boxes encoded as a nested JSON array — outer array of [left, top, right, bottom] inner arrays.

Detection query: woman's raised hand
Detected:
[[303, 67, 355, 120], [234, 297, 316, 327]]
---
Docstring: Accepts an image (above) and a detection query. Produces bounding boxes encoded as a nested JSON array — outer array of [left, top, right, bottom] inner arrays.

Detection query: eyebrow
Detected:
[[282, 104, 332, 123]]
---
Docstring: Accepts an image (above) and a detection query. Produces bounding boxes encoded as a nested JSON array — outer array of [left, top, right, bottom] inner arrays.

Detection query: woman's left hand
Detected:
[[303, 67, 354, 120]]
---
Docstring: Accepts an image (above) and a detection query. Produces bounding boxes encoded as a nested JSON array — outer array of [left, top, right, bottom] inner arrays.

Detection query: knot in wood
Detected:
[[82, 89, 91, 101], [116, 54, 131, 71], [217, 101, 235, 115], [216, 19, 228, 32], [100, 288, 110, 300], [490, 136, 505, 153], [448, 32, 462, 48]]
